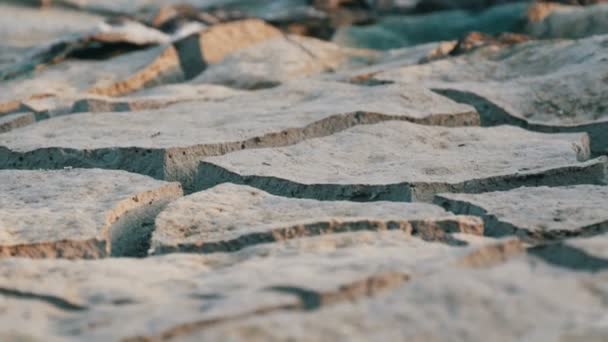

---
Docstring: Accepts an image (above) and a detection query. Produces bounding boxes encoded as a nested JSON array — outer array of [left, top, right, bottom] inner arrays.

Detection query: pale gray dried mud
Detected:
[[0, 81, 477, 191], [197, 121, 606, 202], [168, 254, 608, 342]]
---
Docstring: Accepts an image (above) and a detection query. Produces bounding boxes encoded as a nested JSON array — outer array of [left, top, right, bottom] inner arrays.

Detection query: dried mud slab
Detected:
[[174, 19, 283, 79], [87, 18, 171, 45], [194, 34, 375, 89], [179, 254, 608, 342], [0, 10, 172, 82], [0, 81, 478, 191], [529, 233, 608, 272], [16, 0, 178, 16], [375, 34, 608, 154], [28, 0, 312, 18], [69, 84, 244, 115], [435, 185, 608, 240], [151, 183, 482, 254], [0, 230, 498, 341], [0, 169, 182, 259], [0, 113, 35, 134], [0, 45, 184, 116], [387, 0, 531, 12], [0, 19, 281, 117], [526, 2, 608, 39], [331, 2, 528, 49], [197, 121, 607, 202]]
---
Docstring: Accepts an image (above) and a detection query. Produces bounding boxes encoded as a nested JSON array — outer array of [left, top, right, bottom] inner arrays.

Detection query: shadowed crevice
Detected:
[[268, 286, 322, 310], [0, 287, 87, 312], [431, 88, 527, 127], [529, 243, 608, 272]]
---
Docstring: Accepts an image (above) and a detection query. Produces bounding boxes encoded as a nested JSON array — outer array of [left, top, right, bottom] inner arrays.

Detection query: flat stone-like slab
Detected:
[[332, 3, 528, 49], [526, 3, 608, 39], [198, 121, 607, 202], [151, 183, 482, 254], [183, 254, 608, 342], [0, 81, 478, 190], [375, 34, 608, 154], [435, 185, 608, 240], [195, 34, 374, 89], [0, 169, 182, 258], [1, 19, 280, 114], [0, 230, 499, 341]]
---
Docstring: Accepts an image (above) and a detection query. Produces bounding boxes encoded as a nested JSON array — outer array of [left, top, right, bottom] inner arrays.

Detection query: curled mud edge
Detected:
[[435, 194, 608, 243], [0, 183, 182, 259]]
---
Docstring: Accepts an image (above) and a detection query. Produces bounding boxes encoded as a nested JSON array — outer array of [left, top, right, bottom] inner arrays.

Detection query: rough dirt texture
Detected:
[[198, 121, 606, 201], [194, 34, 375, 89], [0, 169, 182, 258], [1, 1, 608, 341]]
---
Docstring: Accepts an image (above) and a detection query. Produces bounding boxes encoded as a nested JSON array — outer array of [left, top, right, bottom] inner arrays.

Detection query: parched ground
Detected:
[[1, 0, 608, 341]]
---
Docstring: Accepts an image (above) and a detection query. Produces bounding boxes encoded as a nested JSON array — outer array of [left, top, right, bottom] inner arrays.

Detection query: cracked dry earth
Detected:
[[1, 1, 608, 341]]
